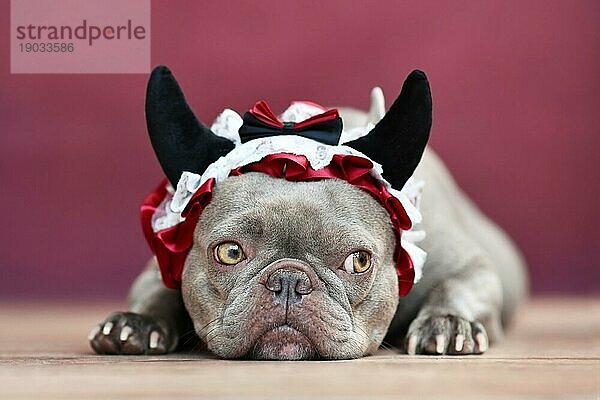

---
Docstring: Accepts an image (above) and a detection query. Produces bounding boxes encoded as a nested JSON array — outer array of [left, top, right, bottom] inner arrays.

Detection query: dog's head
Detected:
[[144, 66, 431, 359]]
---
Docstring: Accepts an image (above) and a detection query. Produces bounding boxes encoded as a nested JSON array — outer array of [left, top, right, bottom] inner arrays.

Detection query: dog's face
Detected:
[[144, 65, 431, 359], [181, 173, 398, 359]]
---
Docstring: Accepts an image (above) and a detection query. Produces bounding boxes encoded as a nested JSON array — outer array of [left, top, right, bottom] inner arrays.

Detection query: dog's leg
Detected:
[[381, 148, 523, 355], [399, 226, 504, 355], [89, 258, 192, 354]]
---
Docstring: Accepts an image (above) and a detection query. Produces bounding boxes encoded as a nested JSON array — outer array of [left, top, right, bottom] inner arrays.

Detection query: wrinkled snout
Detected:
[[266, 269, 312, 305], [262, 260, 316, 305]]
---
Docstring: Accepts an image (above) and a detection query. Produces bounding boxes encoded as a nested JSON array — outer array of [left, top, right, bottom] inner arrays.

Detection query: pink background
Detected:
[[1, 1, 598, 299]]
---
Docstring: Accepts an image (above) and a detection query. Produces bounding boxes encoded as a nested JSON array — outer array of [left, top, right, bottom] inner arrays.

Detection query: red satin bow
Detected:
[[250, 100, 340, 129]]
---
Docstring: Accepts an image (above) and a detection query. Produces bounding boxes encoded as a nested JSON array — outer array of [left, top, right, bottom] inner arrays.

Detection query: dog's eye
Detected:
[[342, 251, 372, 274], [214, 242, 245, 265]]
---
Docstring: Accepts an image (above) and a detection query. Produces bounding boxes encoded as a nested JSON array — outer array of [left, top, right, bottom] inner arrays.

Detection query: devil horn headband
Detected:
[[146, 66, 431, 192], [142, 66, 432, 296]]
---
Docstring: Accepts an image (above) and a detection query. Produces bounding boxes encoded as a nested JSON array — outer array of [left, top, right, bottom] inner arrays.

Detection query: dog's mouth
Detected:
[[248, 324, 317, 360]]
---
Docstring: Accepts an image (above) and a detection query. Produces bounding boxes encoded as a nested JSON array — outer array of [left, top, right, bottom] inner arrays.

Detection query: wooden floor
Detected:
[[0, 297, 598, 399]]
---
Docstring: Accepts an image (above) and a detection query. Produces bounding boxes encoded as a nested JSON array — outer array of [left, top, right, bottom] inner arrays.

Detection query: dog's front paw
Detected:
[[405, 315, 488, 355], [89, 312, 176, 355]]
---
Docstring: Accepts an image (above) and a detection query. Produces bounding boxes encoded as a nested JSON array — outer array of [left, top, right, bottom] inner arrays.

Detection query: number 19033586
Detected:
[[19, 42, 74, 53]]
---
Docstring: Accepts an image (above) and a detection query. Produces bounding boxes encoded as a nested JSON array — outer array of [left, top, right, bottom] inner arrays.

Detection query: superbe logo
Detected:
[[15, 20, 147, 46], [11, 0, 150, 74]]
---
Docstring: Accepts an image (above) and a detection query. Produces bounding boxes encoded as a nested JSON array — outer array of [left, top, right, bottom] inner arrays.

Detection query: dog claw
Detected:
[[475, 332, 488, 352], [149, 331, 160, 349], [102, 322, 113, 335], [435, 334, 445, 354], [407, 335, 418, 355], [455, 334, 465, 352], [120, 325, 133, 341]]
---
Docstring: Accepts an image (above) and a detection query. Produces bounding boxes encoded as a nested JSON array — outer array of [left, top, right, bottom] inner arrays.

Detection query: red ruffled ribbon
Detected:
[[141, 153, 416, 296]]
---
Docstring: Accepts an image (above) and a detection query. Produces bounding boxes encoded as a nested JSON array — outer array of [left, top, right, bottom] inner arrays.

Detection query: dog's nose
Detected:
[[265, 268, 313, 305]]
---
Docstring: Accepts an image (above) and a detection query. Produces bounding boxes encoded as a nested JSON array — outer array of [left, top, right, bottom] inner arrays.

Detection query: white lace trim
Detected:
[[151, 101, 427, 283]]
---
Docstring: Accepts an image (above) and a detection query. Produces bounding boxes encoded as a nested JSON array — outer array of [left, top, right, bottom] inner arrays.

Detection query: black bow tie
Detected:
[[238, 100, 343, 146]]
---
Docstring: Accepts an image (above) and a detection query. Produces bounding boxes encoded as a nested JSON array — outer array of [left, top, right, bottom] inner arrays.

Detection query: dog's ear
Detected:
[[346, 70, 432, 190], [145, 65, 235, 185]]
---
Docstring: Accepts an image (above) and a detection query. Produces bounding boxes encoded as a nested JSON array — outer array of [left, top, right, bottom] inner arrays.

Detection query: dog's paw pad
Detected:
[[405, 315, 488, 355], [89, 312, 174, 355]]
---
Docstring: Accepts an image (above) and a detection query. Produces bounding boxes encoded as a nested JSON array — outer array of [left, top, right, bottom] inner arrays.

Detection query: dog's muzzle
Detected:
[[261, 259, 316, 305]]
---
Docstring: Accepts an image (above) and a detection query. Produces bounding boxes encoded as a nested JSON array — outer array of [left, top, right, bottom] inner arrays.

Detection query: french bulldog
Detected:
[[89, 66, 527, 360]]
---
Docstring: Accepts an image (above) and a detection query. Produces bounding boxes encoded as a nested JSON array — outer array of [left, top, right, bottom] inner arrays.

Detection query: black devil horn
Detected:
[[145, 65, 235, 185], [345, 70, 432, 189]]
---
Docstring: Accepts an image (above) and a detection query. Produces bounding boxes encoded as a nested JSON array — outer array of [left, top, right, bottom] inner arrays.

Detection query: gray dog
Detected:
[[89, 66, 527, 359]]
